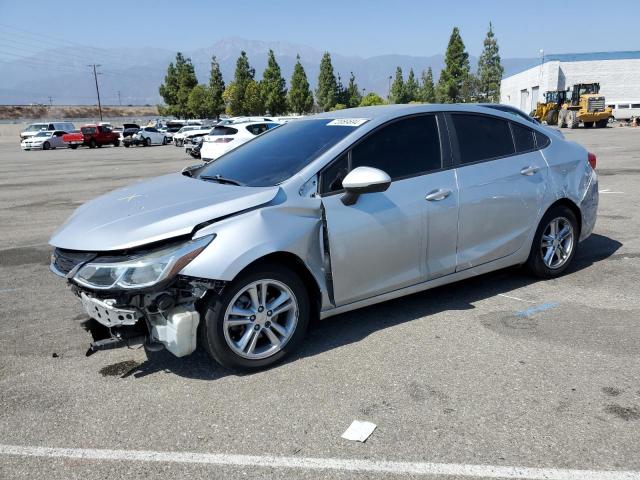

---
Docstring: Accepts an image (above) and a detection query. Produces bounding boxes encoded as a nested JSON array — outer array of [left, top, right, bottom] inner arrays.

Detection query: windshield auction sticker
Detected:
[[326, 118, 369, 127]]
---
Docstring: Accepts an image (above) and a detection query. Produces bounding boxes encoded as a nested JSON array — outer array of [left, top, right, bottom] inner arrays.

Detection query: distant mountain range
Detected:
[[0, 37, 538, 105]]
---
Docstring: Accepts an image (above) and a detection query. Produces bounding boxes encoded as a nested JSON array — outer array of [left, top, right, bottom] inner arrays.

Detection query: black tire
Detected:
[[545, 110, 558, 126], [43, 141, 50, 150], [200, 263, 310, 371], [144, 137, 151, 147], [89, 139, 96, 149], [583, 121, 594, 128], [69, 145, 78, 149], [113, 140, 120, 147], [124, 143, 130, 148], [526, 205, 579, 279], [596, 119, 608, 128]]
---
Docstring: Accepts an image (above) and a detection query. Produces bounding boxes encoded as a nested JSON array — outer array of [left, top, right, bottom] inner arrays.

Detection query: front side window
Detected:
[[196, 119, 360, 187], [320, 115, 442, 194], [452, 114, 515, 164]]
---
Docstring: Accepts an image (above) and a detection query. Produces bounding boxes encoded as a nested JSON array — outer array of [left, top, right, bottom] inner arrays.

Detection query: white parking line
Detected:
[[0, 444, 639, 479], [498, 293, 535, 303]]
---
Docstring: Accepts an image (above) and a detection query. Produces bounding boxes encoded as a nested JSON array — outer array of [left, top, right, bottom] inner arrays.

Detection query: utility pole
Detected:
[[88, 64, 103, 121], [48, 96, 53, 107], [388, 75, 392, 101], [117, 90, 122, 106]]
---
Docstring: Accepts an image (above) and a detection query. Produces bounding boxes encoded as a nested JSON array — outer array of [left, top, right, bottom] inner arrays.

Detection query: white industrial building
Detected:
[[500, 51, 640, 118]]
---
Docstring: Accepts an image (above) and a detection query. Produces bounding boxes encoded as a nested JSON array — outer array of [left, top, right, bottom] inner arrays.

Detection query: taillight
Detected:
[[588, 152, 597, 169]]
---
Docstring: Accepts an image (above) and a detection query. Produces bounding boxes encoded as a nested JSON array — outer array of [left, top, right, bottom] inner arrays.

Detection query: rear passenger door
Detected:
[[449, 113, 548, 270]]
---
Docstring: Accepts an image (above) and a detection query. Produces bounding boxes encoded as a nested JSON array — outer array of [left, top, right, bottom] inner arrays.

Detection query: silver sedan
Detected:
[[49, 104, 598, 370]]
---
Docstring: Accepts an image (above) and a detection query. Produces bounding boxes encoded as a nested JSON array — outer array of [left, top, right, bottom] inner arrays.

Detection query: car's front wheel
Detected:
[[200, 264, 310, 370], [527, 205, 579, 278]]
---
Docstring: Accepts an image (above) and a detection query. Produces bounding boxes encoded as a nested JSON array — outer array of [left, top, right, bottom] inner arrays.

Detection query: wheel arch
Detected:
[[233, 251, 322, 322], [544, 198, 582, 235]]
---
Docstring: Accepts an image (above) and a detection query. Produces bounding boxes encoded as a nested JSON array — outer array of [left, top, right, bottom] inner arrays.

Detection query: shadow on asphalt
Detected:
[[100, 233, 622, 380]]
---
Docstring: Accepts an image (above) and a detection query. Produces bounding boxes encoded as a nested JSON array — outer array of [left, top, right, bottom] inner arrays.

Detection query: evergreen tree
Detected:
[[405, 68, 419, 102], [229, 51, 255, 115], [419, 67, 436, 103], [359, 92, 385, 107], [390, 66, 407, 104], [346, 72, 362, 108], [187, 84, 213, 118], [244, 80, 265, 115], [436, 27, 471, 103], [287, 55, 314, 114], [222, 82, 238, 116], [335, 73, 349, 106], [261, 49, 288, 115], [477, 22, 504, 102], [159, 52, 198, 117], [316, 52, 338, 111], [208, 55, 226, 119]]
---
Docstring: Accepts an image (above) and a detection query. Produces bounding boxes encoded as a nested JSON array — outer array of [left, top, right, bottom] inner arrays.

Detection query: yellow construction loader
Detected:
[[531, 90, 567, 125], [557, 83, 613, 129]]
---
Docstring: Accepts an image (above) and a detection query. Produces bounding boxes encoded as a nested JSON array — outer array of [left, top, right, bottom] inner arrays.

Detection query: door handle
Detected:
[[425, 188, 452, 201], [520, 166, 540, 176]]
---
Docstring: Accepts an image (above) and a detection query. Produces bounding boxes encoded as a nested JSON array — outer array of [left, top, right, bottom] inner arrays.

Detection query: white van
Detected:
[[20, 121, 75, 141], [607, 102, 640, 121]]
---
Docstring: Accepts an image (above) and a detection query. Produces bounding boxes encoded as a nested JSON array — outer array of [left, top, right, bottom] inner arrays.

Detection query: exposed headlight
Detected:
[[73, 235, 214, 290]]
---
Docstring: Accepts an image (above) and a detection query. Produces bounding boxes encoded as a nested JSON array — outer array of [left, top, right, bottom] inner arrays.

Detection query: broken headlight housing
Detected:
[[73, 235, 214, 290]]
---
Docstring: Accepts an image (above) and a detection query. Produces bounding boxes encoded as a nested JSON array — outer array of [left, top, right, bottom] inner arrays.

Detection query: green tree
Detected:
[[244, 80, 265, 115], [228, 51, 255, 115], [261, 49, 288, 115], [390, 66, 407, 104], [187, 84, 213, 118], [359, 92, 385, 106], [159, 52, 198, 117], [476, 22, 504, 102], [436, 27, 471, 103], [316, 52, 338, 111], [419, 67, 436, 103], [208, 55, 226, 119], [222, 83, 238, 116], [287, 55, 314, 114], [404, 68, 419, 102], [335, 73, 349, 106], [346, 72, 362, 108]]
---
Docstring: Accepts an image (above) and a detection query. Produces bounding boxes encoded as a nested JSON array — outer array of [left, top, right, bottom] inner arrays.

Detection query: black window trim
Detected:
[[317, 112, 451, 197], [509, 121, 537, 155], [446, 112, 550, 168]]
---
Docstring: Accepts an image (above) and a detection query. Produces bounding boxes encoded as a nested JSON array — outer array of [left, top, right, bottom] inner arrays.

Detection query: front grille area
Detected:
[[588, 97, 606, 112], [52, 248, 96, 275]]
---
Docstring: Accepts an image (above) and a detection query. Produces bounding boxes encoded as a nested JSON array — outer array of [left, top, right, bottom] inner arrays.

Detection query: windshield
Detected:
[[196, 119, 360, 186], [26, 124, 48, 132], [179, 126, 197, 133], [34, 131, 50, 137]]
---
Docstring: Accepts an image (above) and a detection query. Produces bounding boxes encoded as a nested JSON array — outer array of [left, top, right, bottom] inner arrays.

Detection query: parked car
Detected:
[[173, 126, 208, 146], [185, 136, 204, 158], [21, 130, 67, 150], [200, 121, 281, 161], [20, 122, 75, 142], [63, 125, 120, 149], [131, 126, 168, 146], [49, 104, 598, 370]]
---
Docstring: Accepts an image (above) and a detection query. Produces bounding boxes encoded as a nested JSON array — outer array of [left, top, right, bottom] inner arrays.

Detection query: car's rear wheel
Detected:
[[89, 139, 96, 148], [69, 145, 78, 149], [43, 141, 50, 150], [527, 205, 579, 278], [113, 139, 120, 147], [200, 264, 310, 371], [144, 137, 151, 147]]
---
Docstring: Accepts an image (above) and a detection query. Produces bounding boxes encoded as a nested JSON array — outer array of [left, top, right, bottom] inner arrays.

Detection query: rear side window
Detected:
[[246, 124, 269, 135], [511, 123, 536, 153], [351, 115, 441, 179], [535, 131, 550, 149], [452, 114, 514, 164], [211, 126, 238, 136]]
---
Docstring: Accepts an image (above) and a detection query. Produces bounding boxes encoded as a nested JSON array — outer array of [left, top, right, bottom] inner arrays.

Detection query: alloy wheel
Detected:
[[540, 217, 574, 269], [222, 279, 298, 360]]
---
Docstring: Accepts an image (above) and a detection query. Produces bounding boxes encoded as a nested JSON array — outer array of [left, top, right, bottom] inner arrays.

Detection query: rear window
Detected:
[[210, 126, 238, 136], [511, 123, 536, 153], [196, 119, 360, 186], [452, 114, 515, 164]]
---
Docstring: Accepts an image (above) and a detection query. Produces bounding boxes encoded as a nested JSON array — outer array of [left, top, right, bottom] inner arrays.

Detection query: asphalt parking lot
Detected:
[[0, 128, 639, 480]]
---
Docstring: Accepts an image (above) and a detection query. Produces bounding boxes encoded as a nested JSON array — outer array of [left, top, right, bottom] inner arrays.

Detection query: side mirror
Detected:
[[341, 166, 391, 206]]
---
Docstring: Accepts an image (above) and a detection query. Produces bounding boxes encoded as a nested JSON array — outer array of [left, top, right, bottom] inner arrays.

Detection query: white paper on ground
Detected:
[[341, 420, 377, 442]]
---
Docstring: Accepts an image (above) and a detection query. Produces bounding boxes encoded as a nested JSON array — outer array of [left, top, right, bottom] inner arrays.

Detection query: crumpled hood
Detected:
[[49, 173, 279, 251]]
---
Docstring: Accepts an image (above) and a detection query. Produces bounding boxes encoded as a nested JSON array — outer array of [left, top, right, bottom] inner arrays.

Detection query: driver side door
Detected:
[[319, 114, 457, 306]]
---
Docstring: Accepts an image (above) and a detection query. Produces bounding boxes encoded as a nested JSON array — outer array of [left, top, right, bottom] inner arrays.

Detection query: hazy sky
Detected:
[[0, 0, 638, 59]]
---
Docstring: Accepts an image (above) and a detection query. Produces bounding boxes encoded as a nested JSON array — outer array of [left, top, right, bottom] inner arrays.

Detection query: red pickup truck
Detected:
[[63, 124, 120, 149]]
